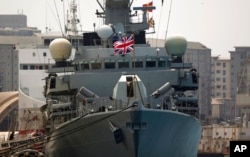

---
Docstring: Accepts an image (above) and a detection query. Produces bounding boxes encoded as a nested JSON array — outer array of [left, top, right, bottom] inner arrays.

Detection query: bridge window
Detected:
[[158, 58, 166, 67], [80, 61, 89, 70], [118, 59, 129, 69], [146, 58, 156, 68], [132, 59, 143, 68], [91, 60, 101, 69], [104, 59, 115, 69]]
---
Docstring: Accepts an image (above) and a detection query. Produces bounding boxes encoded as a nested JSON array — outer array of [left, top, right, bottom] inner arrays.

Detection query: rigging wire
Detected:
[[77, 0, 83, 32], [45, 1, 62, 32], [154, 0, 173, 47], [164, 0, 173, 40], [53, 0, 65, 36], [134, 76, 145, 106], [155, 0, 164, 47]]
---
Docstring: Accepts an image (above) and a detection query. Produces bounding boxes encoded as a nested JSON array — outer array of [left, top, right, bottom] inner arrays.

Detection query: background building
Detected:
[[0, 14, 40, 36], [210, 56, 237, 124], [0, 15, 27, 28], [230, 47, 250, 128], [0, 14, 41, 130], [0, 44, 18, 91], [0, 14, 42, 92], [184, 42, 212, 125], [211, 56, 231, 99], [148, 38, 212, 124]]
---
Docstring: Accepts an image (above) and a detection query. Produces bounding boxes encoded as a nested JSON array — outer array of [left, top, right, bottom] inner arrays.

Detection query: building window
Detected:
[[223, 70, 226, 75], [35, 65, 43, 70], [216, 85, 221, 89], [30, 65, 35, 70], [223, 93, 226, 98], [22, 65, 28, 70], [216, 62, 221, 66], [223, 78, 226, 83], [216, 78, 221, 81], [223, 62, 226, 67], [223, 85, 226, 90], [240, 132, 246, 136], [216, 93, 221, 96], [216, 70, 221, 74]]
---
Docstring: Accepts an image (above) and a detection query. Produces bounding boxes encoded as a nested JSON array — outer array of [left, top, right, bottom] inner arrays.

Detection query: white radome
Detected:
[[49, 38, 72, 61], [96, 25, 113, 39], [165, 36, 187, 57]]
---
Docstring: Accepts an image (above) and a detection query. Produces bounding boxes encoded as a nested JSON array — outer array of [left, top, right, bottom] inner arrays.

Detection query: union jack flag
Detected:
[[113, 34, 134, 55]]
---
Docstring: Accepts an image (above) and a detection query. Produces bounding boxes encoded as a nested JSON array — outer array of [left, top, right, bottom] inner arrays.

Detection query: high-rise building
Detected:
[[184, 42, 212, 124], [210, 56, 236, 123], [230, 47, 250, 127], [211, 56, 231, 99]]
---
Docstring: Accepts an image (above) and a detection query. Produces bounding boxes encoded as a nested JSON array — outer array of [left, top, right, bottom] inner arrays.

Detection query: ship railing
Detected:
[[49, 102, 77, 116], [79, 96, 173, 114], [140, 96, 199, 116], [77, 94, 198, 111], [79, 97, 124, 115], [47, 102, 78, 127], [130, 12, 144, 24]]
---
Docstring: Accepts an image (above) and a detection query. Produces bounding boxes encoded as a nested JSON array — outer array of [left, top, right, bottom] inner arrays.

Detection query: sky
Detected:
[[1, 0, 250, 58]]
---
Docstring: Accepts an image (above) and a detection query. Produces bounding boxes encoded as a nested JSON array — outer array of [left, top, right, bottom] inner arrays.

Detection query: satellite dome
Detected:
[[165, 36, 187, 57], [49, 38, 72, 61], [96, 25, 113, 39]]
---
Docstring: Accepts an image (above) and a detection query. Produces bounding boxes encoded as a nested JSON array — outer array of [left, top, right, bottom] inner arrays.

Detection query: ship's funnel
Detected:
[[49, 38, 72, 62], [165, 36, 187, 57]]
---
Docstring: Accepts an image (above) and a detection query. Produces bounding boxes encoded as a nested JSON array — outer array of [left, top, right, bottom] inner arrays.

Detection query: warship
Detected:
[[39, 0, 202, 156]]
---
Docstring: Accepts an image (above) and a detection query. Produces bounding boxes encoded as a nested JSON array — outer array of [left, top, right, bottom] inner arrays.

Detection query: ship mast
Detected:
[[65, 0, 80, 36]]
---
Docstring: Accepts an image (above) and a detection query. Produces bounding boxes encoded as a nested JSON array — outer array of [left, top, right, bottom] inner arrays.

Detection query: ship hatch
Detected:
[[126, 76, 134, 97], [50, 78, 56, 89]]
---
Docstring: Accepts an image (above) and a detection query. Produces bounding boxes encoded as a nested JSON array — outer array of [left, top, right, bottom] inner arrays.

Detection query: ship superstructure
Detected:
[[38, 0, 202, 157]]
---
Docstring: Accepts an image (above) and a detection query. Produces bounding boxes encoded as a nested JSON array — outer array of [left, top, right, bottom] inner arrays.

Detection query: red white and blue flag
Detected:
[[113, 34, 134, 55]]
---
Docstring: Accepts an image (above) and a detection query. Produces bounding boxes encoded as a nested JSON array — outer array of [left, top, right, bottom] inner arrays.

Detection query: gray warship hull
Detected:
[[45, 107, 201, 157], [40, 0, 202, 156]]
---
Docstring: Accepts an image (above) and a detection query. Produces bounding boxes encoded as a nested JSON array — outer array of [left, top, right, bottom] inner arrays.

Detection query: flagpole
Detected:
[[165, 0, 173, 40], [132, 33, 136, 76]]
